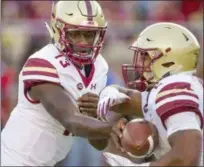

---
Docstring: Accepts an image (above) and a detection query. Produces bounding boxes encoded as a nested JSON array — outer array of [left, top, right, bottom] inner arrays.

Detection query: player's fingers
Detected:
[[109, 98, 115, 107], [97, 103, 101, 116], [101, 101, 106, 117], [112, 124, 122, 138], [86, 92, 99, 98], [79, 107, 96, 112], [79, 107, 97, 116], [78, 96, 99, 103], [81, 111, 97, 118], [118, 118, 128, 130], [97, 98, 111, 118], [98, 102, 104, 117], [78, 101, 98, 109], [103, 98, 114, 115], [80, 108, 97, 118], [83, 92, 99, 98], [78, 92, 99, 100], [110, 132, 122, 151]]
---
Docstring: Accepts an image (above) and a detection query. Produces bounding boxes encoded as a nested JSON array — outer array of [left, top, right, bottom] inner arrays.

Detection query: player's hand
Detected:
[[77, 92, 99, 117], [110, 118, 128, 152], [97, 87, 130, 121], [103, 152, 136, 166]]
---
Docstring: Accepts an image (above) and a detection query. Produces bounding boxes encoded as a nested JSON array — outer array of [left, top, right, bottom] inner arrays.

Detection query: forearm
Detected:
[[32, 84, 113, 140], [41, 97, 112, 139], [110, 84, 136, 96], [107, 85, 143, 117], [66, 114, 112, 139], [149, 153, 184, 166], [87, 112, 123, 150]]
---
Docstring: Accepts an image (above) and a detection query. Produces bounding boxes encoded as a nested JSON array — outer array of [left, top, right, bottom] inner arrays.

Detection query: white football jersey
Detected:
[[141, 72, 203, 166], [1, 44, 108, 166]]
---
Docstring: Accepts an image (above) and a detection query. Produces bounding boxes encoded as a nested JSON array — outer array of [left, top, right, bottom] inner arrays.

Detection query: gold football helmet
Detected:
[[122, 22, 200, 91], [45, 0, 107, 65]]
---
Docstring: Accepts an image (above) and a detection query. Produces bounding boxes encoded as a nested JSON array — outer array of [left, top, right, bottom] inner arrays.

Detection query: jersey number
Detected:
[[55, 55, 70, 68]]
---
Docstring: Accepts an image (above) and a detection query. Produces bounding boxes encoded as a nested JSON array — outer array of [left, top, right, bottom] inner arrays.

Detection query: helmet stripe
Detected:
[[85, 0, 93, 21]]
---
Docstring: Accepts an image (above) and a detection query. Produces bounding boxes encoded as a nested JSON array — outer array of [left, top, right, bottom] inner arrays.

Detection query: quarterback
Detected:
[[97, 23, 203, 166], [1, 1, 113, 166]]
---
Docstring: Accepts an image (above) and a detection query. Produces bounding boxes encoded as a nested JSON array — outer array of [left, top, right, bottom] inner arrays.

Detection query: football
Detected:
[[121, 118, 158, 159]]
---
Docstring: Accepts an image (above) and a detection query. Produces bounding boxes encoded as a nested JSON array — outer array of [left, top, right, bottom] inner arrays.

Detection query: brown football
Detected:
[[121, 118, 158, 159]]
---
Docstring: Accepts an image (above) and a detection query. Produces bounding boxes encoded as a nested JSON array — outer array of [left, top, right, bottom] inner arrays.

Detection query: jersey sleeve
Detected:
[[165, 112, 202, 137], [155, 81, 203, 129], [21, 58, 61, 103]]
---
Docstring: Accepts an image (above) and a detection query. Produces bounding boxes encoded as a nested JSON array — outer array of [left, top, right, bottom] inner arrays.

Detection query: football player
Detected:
[[97, 22, 203, 166], [1, 1, 114, 166]]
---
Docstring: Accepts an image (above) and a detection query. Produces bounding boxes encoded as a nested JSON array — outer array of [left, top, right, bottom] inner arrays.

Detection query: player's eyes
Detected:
[[83, 31, 96, 38], [66, 31, 96, 40], [67, 31, 80, 38]]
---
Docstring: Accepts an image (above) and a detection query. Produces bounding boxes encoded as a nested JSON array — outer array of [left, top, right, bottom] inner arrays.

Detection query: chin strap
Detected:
[[45, 22, 54, 39]]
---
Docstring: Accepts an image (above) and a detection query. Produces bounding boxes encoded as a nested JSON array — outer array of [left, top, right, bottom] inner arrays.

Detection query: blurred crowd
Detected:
[[1, 0, 203, 165]]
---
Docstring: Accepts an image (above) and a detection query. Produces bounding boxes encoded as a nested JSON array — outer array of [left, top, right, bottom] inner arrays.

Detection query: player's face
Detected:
[[134, 51, 151, 72], [133, 49, 163, 81], [66, 30, 97, 55]]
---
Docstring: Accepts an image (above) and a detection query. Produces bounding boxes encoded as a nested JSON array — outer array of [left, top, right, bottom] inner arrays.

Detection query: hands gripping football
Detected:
[[77, 87, 158, 166], [104, 118, 158, 166]]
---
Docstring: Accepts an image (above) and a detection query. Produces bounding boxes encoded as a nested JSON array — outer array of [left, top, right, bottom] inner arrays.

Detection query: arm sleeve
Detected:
[[165, 111, 202, 137], [155, 81, 203, 129]]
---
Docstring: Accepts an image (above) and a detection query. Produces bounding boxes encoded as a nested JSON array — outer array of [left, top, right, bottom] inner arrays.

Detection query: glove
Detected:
[[97, 86, 130, 121]]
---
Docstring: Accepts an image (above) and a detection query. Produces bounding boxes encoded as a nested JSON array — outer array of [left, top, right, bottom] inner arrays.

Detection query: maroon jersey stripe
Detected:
[[156, 99, 199, 117], [22, 71, 59, 78], [24, 58, 55, 69], [156, 91, 199, 104], [159, 82, 192, 93]]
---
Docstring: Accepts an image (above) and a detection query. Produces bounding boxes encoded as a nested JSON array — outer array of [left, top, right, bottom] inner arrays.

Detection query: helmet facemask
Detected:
[[122, 47, 164, 91], [122, 22, 200, 92], [55, 19, 106, 65]]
